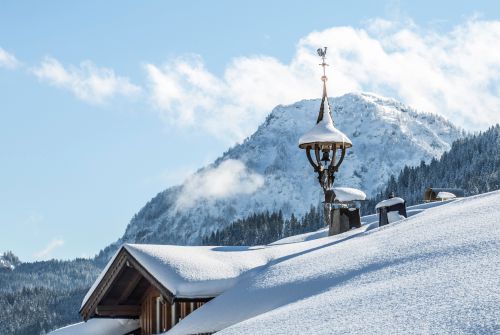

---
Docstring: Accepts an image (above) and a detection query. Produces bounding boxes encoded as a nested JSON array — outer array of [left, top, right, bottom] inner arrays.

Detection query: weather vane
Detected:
[[317, 47, 328, 80]]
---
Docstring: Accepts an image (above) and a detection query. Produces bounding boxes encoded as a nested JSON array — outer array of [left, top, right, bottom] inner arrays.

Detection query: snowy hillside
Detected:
[[116, 93, 462, 249], [167, 190, 500, 335]]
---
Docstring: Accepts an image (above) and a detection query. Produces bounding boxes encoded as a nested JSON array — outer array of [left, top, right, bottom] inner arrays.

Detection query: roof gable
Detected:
[[80, 247, 175, 320]]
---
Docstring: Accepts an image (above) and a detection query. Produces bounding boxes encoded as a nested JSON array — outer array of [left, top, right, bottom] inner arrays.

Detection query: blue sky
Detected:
[[1, 0, 499, 261]]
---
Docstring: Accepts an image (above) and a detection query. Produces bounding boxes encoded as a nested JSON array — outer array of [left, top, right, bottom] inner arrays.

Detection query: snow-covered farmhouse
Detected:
[[78, 243, 234, 334]]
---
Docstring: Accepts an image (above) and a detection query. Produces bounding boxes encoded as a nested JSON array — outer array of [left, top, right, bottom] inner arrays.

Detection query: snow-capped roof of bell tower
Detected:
[[298, 97, 352, 148], [298, 51, 352, 149]]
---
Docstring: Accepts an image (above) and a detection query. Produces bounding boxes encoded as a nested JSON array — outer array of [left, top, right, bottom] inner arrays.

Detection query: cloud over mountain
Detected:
[[145, 18, 500, 143]]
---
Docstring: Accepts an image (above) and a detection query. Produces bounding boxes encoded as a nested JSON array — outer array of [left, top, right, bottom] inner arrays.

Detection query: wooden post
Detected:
[[171, 302, 176, 328], [329, 208, 341, 235], [379, 207, 389, 226]]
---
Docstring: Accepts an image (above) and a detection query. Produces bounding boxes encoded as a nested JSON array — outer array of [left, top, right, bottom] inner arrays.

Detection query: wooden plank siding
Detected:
[[140, 289, 211, 335]]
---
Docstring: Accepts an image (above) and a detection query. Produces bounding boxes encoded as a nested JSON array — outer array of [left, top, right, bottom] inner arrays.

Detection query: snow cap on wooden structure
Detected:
[[424, 187, 464, 202], [436, 191, 457, 200], [375, 197, 405, 210], [333, 187, 366, 202]]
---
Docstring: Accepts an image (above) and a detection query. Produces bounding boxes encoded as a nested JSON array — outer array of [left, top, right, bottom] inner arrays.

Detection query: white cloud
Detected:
[[33, 57, 141, 104], [146, 18, 500, 143], [34, 238, 64, 260], [175, 159, 264, 210], [145, 55, 317, 143], [0, 47, 21, 69]]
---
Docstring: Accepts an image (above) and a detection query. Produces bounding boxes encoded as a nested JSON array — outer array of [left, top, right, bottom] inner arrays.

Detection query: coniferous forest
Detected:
[[0, 258, 102, 335], [362, 124, 500, 212], [0, 125, 498, 334], [202, 207, 323, 246]]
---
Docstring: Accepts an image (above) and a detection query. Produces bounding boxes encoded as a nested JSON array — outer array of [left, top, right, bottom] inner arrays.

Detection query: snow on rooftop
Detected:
[[82, 197, 461, 310], [333, 187, 366, 202], [298, 103, 352, 147], [123, 244, 273, 298], [83, 231, 383, 306], [166, 190, 500, 335], [375, 197, 405, 209], [49, 318, 139, 335], [436, 191, 457, 199]]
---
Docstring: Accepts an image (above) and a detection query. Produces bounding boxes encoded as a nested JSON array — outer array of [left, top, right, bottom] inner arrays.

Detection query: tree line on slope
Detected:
[[0, 258, 102, 335], [202, 206, 323, 246], [0, 287, 88, 335], [362, 124, 499, 212]]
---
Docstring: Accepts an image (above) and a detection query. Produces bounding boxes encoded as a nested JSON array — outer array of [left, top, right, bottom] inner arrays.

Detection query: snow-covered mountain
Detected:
[[113, 93, 462, 250]]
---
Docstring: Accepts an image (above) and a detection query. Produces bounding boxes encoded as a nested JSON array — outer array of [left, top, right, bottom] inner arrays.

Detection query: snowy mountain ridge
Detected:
[[110, 92, 462, 251]]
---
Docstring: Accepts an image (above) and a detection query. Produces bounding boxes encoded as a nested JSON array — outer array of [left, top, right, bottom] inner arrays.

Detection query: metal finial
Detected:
[[316, 46, 331, 124], [317, 47, 328, 79]]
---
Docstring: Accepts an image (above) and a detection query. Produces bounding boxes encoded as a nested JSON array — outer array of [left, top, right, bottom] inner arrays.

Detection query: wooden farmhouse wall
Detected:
[[140, 288, 210, 335]]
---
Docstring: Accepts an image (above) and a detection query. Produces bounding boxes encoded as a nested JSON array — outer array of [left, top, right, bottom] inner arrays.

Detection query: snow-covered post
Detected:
[[375, 195, 407, 226], [298, 47, 356, 236]]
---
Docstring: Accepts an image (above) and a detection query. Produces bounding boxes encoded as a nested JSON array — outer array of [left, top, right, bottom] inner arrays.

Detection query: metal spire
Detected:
[[316, 47, 332, 124]]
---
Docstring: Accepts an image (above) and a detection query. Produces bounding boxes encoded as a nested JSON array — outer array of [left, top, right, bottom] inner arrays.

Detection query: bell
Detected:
[[321, 150, 330, 163]]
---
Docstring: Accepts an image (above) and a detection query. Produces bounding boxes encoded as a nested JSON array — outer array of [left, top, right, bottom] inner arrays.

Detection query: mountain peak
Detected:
[[110, 93, 463, 253]]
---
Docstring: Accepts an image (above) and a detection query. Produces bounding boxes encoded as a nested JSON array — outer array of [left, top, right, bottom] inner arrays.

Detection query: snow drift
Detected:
[[167, 190, 500, 334]]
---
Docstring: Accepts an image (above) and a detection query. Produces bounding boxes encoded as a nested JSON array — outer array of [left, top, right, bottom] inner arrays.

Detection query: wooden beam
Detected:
[[117, 270, 143, 304], [96, 305, 141, 317], [123, 249, 176, 304], [80, 250, 129, 320]]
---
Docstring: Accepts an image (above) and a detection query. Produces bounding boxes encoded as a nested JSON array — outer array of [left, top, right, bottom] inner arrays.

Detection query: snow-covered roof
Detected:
[[121, 244, 271, 298], [49, 318, 139, 335], [85, 234, 381, 308], [165, 190, 500, 335], [298, 101, 352, 148], [375, 197, 405, 209], [436, 191, 456, 199], [333, 187, 366, 202]]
